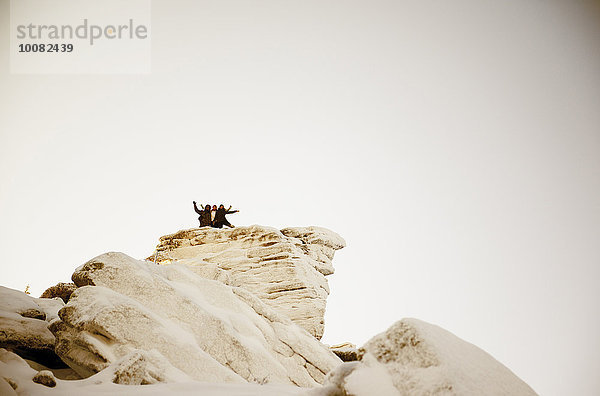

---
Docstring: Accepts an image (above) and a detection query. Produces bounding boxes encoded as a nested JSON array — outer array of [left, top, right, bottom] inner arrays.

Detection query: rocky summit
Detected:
[[148, 225, 346, 340]]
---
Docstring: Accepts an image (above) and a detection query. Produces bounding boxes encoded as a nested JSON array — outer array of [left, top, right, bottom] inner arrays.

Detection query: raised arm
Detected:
[[193, 201, 203, 215]]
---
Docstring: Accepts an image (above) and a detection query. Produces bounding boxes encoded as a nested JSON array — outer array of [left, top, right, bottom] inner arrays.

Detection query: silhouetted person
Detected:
[[213, 204, 239, 228], [193, 201, 212, 227]]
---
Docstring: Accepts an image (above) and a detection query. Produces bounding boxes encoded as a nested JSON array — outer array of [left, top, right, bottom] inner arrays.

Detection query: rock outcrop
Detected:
[[322, 318, 538, 396], [0, 286, 64, 367], [40, 283, 77, 303], [148, 225, 345, 340], [50, 252, 341, 386], [0, 225, 539, 395]]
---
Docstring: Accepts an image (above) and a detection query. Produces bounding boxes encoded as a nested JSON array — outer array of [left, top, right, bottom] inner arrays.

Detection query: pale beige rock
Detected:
[[51, 252, 341, 386], [111, 350, 189, 385], [0, 286, 64, 367], [323, 319, 538, 396], [149, 225, 345, 339]]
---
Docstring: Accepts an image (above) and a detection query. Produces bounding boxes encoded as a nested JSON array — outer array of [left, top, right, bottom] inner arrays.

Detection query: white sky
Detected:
[[1, 1, 599, 395]]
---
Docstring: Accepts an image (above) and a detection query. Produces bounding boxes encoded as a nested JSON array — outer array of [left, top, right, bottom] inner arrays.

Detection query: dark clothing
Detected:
[[212, 218, 232, 229], [193, 202, 212, 227], [213, 206, 238, 228], [200, 210, 212, 227]]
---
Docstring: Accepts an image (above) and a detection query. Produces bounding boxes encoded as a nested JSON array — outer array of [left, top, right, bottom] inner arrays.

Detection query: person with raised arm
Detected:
[[213, 204, 239, 228], [193, 201, 212, 227]]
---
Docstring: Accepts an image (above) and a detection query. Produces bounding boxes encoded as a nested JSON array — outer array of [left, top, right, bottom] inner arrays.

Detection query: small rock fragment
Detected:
[[330, 342, 359, 362], [3, 377, 18, 390], [32, 370, 56, 387]]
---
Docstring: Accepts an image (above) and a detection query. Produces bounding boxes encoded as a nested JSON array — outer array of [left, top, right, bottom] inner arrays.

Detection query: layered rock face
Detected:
[[322, 319, 538, 396], [50, 252, 341, 386], [148, 225, 346, 340]]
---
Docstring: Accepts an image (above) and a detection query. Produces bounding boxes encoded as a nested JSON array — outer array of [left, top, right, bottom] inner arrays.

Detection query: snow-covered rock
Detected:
[[109, 350, 191, 385], [148, 225, 345, 340], [321, 318, 538, 396], [0, 348, 306, 395], [319, 357, 398, 396], [50, 252, 341, 386], [32, 370, 57, 387], [0, 225, 539, 395], [0, 286, 64, 367]]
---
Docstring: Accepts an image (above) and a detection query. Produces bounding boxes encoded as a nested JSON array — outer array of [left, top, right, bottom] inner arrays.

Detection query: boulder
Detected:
[[0, 286, 64, 367], [40, 283, 78, 303], [322, 319, 538, 396], [51, 252, 341, 386], [149, 225, 345, 339]]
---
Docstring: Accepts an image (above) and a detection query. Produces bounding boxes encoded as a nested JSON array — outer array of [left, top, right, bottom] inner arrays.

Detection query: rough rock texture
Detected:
[[32, 370, 57, 387], [50, 252, 341, 386], [0, 286, 64, 367], [322, 319, 538, 396], [110, 350, 192, 385], [148, 225, 345, 340], [40, 283, 78, 303]]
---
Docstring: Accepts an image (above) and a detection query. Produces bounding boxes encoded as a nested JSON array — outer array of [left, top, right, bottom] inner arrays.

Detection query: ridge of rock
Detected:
[[148, 225, 345, 340]]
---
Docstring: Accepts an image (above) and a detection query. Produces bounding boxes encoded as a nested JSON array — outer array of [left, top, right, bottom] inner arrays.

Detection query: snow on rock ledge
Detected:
[[0, 348, 307, 395], [321, 318, 538, 396], [148, 225, 346, 340], [51, 252, 341, 386], [0, 286, 64, 367]]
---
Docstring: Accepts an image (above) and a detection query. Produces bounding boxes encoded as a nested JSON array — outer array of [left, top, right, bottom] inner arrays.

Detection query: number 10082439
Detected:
[[18, 43, 74, 53]]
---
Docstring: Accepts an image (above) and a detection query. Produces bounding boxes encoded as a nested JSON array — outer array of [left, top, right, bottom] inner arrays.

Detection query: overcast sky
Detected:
[[1, 1, 599, 395]]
